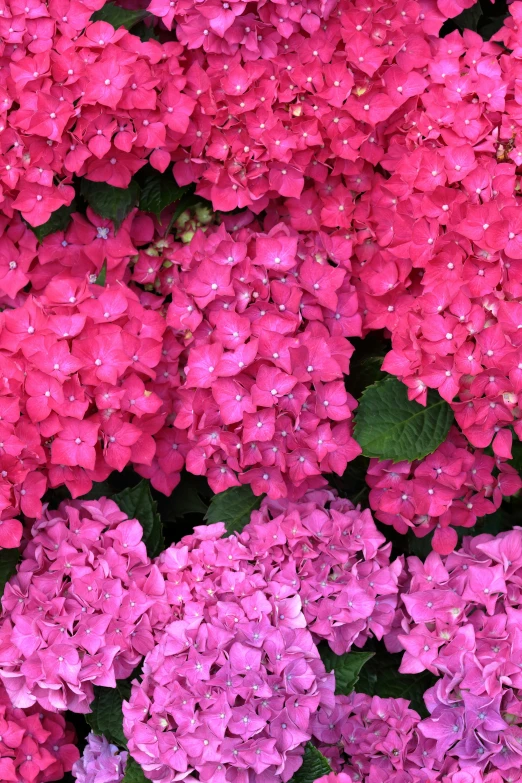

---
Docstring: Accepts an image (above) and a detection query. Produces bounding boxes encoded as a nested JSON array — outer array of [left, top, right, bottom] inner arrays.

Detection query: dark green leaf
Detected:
[[122, 757, 148, 783], [205, 485, 263, 536], [95, 260, 107, 287], [354, 376, 453, 463], [327, 454, 370, 509], [356, 649, 436, 717], [407, 530, 435, 559], [479, 14, 508, 41], [91, 2, 148, 29], [77, 480, 114, 501], [170, 473, 211, 517], [81, 180, 140, 231], [319, 645, 374, 695], [452, 1, 482, 32], [0, 548, 19, 600], [289, 743, 331, 783], [113, 480, 164, 558], [132, 20, 160, 41], [138, 169, 191, 218], [31, 202, 75, 242], [86, 681, 131, 748]]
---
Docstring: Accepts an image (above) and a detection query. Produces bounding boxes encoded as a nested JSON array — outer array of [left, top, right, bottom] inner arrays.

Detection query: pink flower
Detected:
[[0, 498, 168, 713]]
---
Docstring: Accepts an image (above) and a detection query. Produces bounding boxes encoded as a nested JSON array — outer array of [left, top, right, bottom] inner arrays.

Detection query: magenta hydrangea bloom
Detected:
[[312, 690, 522, 783], [0, 678, 79, 783], [367, 428, 522, 555], [312, 693, 425, 782], [148, 219, 362, 499], [122, 519, 337, 783], [0, 272, 166, 514], [0, 497, 169, 713], [122, 489, 403, 782], [243, 488, 402, 653], [384, 528, 522, 773], [72, 733, 128, 783]]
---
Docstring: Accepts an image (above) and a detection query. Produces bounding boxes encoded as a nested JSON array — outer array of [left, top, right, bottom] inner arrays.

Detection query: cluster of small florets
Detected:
[[154, 219, 361, 499], [123, 520, 336, 783], [241, 488, 402, 653], [337, 2, 522, 459], [0, 679, 78, 783], [0, 0, 198, 228], [366, 427, 522, 554], [312, 693, 430, 783], [0, 271, 169, 518], [313, 689, 522, 783], [384, 528, 522, 775], [72, 733, 127, 783], [146, 0, 464, 220], [0, 498, 169, 713]]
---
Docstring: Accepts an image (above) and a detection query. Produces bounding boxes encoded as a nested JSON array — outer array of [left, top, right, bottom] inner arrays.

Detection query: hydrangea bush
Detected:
[[1, 0, 522, 782]]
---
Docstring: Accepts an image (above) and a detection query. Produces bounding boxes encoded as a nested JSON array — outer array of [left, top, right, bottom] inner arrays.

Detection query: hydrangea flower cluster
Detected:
[[0, 497, 169, 713], [123, 521, 336, 783], [335, 2, 522, 459], [155, 219, 362, 499], [312, 693, 429, 783], [311, 690, 522, 783], [385, 528, 522, 774], [243, 488, 402, 653], [147, 0, 459, 218], [0, 271, 168, 520], [122, 488, 397, 782], [366, 427, 522, 555], [0, 0, 198, 227], [0, 679, 78, 783], [72, 733, 128, 783]]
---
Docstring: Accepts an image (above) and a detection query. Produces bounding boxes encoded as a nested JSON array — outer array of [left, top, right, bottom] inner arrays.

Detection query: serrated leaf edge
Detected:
[[354, 376, 452, 463]]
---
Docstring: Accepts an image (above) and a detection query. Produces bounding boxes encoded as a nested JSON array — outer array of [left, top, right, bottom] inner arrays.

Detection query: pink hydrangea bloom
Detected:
[[0, 271, 166, 514], [0, 678, 78, 783], [367, 428, 522, 555], [312, 690, 522, 783], [0, 497, 169, 713], [384, 529, 522, 773], [151, 220, 361, 499], [122, 489, 396, 782], [123, 520, 336, 783], [72, 733, 128, 783], [243, 488, 402, 653]]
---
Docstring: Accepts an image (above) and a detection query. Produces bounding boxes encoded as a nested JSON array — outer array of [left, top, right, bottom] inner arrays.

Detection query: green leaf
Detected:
[[132, 20, 160, 41], [86, 681, 131, 748], [30, 202, 75, 242], [122, 757, 148, 783], [479, 14, 508, 41], [81, 180, 140, 231], [327, 454, 370, 509], [289, 743, 331, 783], [91, 2, 149, 29], [0, 548, 19, 600], [170, 472, 211, 517], [138, 169, 191, 218], [113, 480, 164, 558], [452, 1, 482, 32], [95, 260, 107, 287], [319, 645, 374, 695], [354, 375, 453, 463], [204, 485, 263, 536], [356, 649, 436, 718]]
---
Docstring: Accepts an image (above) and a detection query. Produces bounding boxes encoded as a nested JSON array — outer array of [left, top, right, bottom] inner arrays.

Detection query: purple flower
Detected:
[[72, 733, 127, 783]]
